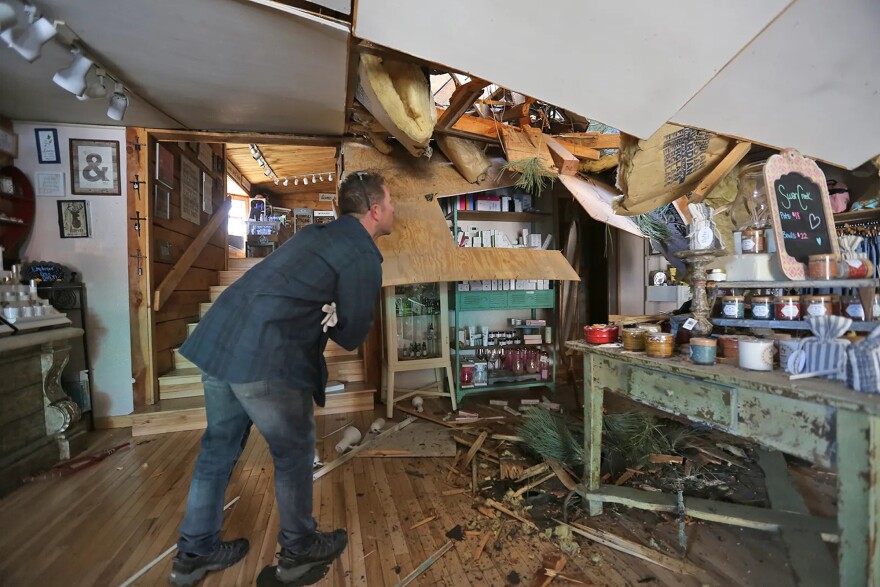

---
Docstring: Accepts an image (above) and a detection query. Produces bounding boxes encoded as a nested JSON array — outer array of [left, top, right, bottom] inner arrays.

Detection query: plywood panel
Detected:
[[673, 0, 880, 169], [355, 0, 789, 139], [342, 141, 579, 286]]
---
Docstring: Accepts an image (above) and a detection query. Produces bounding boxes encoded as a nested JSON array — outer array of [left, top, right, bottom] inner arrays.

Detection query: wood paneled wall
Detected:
[[149, 141, 226, 376], [269, 190, 336, 213]]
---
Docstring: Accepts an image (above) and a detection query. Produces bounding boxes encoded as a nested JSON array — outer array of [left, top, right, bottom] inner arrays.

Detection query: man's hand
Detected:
[[321, 302, 338, 333]]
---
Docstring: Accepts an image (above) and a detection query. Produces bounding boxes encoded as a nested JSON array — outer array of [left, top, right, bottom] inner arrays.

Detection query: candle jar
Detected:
[[776, 296, 802, 320], [719, 335, 741, 361], [621, 328, 646, 351], [837, 258, 874, 280], [460, 362, 474, 386], [741, 228, 765, 254], [511, 350, 525, 375], [807, 254, 839, 280], [689, 337, 717, 365], [802, 295, 835, 318], [750, 296, 773, 320], [525, 350, 539, 374], [645, 332, 675, 358], [721, 296, 745, 318], [843, 295, 865, 321]]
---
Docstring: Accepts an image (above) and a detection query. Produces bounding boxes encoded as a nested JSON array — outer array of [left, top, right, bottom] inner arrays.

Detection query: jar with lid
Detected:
[[707, 268, 727, 282], [721, 295, 745, 318], [776, 296, 802, 320], [730, 161, 770, 231], [842, 295, 865, 321], [621, 328, 646, 351], [460, 362, 475, 387], [750, 296, 773, 319], [741, 228, 765, 254], [645, 332, 675, 358], [808, 254, 838, 280], [802, 295, 835, 318]]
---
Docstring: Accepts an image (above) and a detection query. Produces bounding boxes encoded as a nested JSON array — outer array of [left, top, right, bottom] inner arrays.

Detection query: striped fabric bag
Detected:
[[846, 325, 880, 393], [800, 316, 853, 381]]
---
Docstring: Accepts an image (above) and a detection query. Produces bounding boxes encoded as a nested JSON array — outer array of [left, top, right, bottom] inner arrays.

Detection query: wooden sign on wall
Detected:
[[765, 148, 838, 280], [180, 157, 201, 225]]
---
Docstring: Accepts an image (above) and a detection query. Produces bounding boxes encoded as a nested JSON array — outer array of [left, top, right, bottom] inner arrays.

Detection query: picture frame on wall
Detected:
[[35, 171, 65, 197], [57, 200, 90, 238], [34, 128, 60, 164], [156, 143, 174, 188], [69, 139, 121, 195], [154, 184, 171, 220], [202, 172, 213, 215]]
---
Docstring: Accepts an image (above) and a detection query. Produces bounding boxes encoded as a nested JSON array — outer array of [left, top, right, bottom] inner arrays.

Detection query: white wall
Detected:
[[14, 122, 133, 418]]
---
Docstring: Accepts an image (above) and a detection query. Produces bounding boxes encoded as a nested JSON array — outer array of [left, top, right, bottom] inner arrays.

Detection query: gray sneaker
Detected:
[[275, 529, 348, 584], [168, 538, 249, 586]]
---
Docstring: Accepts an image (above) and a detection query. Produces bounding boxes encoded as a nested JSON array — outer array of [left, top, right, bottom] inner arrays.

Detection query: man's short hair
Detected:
[[338, 171, 387, 217]]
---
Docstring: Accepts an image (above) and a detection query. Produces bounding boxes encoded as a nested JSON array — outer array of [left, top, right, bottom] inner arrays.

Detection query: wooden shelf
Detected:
[[712, 318, 880, 332], [446, 210, 550, 223], [0, 217, 26, 226], [834, 209, 880, 225], [0, 192, 27, 201], [709, 279, 879, 289]]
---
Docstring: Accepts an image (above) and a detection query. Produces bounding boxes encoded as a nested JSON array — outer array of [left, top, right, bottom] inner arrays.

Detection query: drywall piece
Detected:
[[558, 174, 643, 237], [355, 0, 789, 139], [673, 0, 880, 169]]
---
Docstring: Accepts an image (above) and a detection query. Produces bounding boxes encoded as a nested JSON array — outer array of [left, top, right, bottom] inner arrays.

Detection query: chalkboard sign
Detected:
[[21, 261, 70, 283], [765, 149, 838, 280]]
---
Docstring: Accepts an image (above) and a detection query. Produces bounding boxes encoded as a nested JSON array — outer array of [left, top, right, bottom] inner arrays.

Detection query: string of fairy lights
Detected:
[[248, 144, 334, 187]]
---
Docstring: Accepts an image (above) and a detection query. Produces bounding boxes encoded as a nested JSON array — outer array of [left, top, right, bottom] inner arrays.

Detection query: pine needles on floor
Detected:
[[517, 408, 584, 466]]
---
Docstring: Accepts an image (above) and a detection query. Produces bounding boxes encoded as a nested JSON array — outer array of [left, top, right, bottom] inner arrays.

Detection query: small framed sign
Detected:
[[35, 171, 65, 197], [69, 139, 121, 195], [156, 143, 175, 188], [154, 184, 171, 220], [57, 200, 90, 238], [34, 128, 60, 164], [765, 148, 839, 280]]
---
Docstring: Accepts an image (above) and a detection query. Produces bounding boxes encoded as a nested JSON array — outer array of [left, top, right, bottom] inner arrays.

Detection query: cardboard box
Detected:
[[529, 233, 543, 248]]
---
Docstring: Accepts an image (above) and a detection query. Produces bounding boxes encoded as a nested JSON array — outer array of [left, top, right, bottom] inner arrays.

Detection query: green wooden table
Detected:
[[566, 340, 880, 587]]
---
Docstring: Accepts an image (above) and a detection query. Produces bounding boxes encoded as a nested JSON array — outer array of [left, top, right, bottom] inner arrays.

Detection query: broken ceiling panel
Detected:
[[672, 0, 880, 169], [355, 0, 790, 139], [558, 175, 643, 238]]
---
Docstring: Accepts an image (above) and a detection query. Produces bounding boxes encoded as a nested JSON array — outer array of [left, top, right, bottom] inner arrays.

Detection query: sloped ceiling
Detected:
[[0, 0, 349, 134]]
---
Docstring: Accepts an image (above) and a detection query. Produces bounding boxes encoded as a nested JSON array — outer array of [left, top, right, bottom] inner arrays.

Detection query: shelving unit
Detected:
[[446, 202, 558, 403], [712, 318, 880, 332], [0, 166, 35, 266]]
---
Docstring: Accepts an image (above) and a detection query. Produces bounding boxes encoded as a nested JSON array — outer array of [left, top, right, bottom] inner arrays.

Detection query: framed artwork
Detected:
[[202, 172, 213, 215], [180, 157, 201, 225], [198, 143, 213, 170], [69, 139, 120, 195], [57, 200, 90, 238], [154, 184, 171, 220], [35, 172, 65, 197], [156, 143, 175, 188], [34, 128, 60, 164]]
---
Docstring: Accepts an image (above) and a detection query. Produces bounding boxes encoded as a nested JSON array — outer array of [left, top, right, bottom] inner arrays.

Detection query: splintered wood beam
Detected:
[[461, 431, 488, 469], [437, 78, 489, 131], [435, 107, 502, 143], [689, 141, 752, 204], [552, 138, 600, 160], [500, 125, 555, 171], [555, 132, 622, 149], [545, 137, 580, 176], [502, 100, 533, 123], [531, 554, 568, 587]]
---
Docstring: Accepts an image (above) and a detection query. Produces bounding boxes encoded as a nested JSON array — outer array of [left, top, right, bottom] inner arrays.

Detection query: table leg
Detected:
[[582, 354, 604, 516], [836, 410, 880, 586]]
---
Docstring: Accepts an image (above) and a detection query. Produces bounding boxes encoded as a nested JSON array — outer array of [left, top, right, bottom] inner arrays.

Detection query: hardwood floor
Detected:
[[0, 401, 819, 586]]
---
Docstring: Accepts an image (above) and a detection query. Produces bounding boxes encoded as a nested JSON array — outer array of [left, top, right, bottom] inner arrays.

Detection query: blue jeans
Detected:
[[177, 375, 317, 555]]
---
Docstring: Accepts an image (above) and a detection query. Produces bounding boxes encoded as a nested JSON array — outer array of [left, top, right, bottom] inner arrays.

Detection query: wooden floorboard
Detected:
[[0, 397, 830, 587]]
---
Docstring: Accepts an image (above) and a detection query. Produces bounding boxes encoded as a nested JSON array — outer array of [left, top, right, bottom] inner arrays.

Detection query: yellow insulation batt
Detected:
[[435, 135, 491, 184]]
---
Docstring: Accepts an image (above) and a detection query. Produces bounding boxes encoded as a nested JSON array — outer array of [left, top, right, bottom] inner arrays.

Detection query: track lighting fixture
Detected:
[[1, 4, 56, 62], [258, 159, 266, 168], [76, 69, 107, 101], [106, 82, 128, 121], [283, 178, 289, 187], [274, 178, 280, 185], [294, 178, 299, 186], [329, 172, 334, 181], [53, 47, 93, 96], [303, 177, 309, 185], [264, 168, 271, 177]]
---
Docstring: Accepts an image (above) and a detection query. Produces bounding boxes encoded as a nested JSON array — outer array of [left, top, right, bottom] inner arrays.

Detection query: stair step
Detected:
[[209, 286, 227, 302], [327, 355, 364, 382], [188, 322, 198, 336], [172, 348, 195, 370], [132, 383, 376, 436], [229, 257, 263, 270], [218, 270, 247, 286], [158, 367, 203, 399], [199, 302, 212, 318], [325, 340, 358, 358]]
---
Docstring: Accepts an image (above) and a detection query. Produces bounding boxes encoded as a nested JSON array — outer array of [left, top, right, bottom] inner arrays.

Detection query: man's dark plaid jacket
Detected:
[[180, 214, 383, 406]]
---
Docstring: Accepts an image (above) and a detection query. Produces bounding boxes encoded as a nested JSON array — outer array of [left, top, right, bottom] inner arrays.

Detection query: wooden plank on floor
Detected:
[[756, 449, 837, 587]]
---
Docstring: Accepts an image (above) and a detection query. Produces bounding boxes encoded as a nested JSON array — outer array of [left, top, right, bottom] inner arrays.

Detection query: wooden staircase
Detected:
[[131, 256, 376, 436]]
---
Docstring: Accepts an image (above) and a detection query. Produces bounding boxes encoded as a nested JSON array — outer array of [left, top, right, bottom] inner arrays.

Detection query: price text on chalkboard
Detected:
[[773, 172, 831, 263]]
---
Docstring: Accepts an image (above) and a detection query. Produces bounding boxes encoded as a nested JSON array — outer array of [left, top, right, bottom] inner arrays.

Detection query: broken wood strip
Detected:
[[446, 450, 462, 482], [579, 485, 839, 542], [476, 505, 497, 519], [485, 499, 538, 531], [441, 488, 468, 497], [473, 532, 491, 561], [434, 107, 502, 143], [545, 137, 580, 175], [516, 462, 550, 482], [453, 435, 500, 459], [396, 405, 458, 428], [464, 530, 482, 538], [690, 141, 752, 204], [546, 459, 578, 491], [531, 553, 568, 587], [648, 454, 685, 465], [614, 469, 637, 486], [512, 472, 556, 499], [557, 519, 702, 577], [320, 419, 353, 439], [684, 441, 745, 468], [437, 79, 489, 131], [443, 464, 467, 479], [491, 434, 523, 442], [461, 432, 488, 469], [553, 138, 600, 161], [355, 450, 414, 457], [471, 457, 478, 496], [501, 100, 532, 122], [314, 417, 415, 480], [542, 568, 593, 585], [408, 515, 437, 531], [395, 540, 455, 587], [555, 132, 622, 149]]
